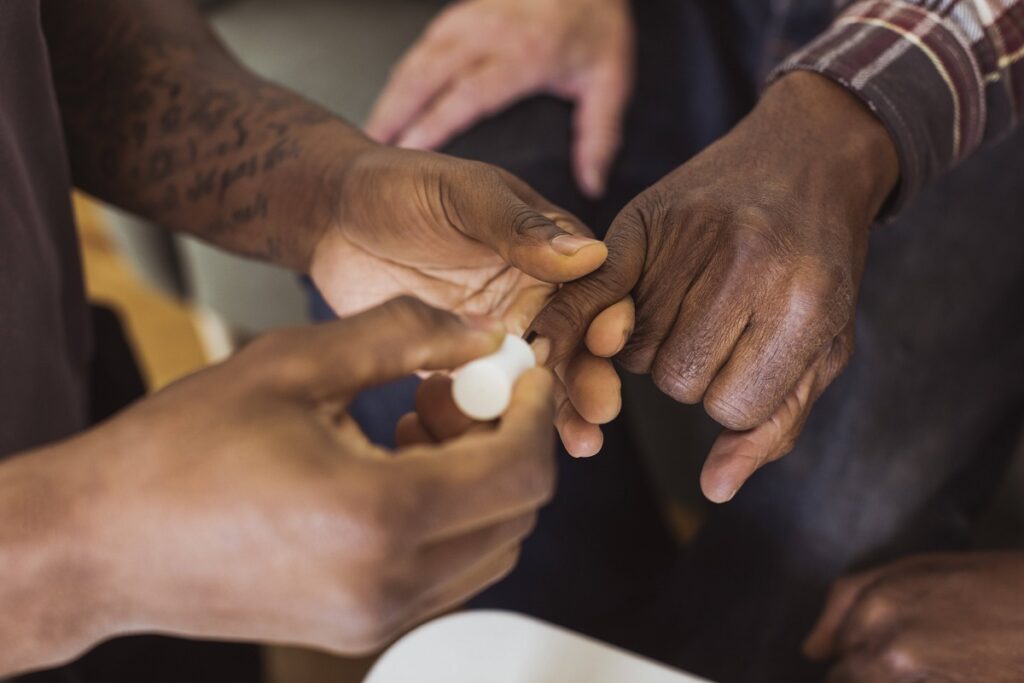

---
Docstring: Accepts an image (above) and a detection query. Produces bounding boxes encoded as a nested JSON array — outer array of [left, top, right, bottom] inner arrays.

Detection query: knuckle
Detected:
[[879, 638, 927, 677], [703, 389, 763, 431], [508, 203, 553, 240], [620, 190, 670, 236], [785, 266, 855, 333], [652, 353, 708, 404], [850, 591, 897, 635]]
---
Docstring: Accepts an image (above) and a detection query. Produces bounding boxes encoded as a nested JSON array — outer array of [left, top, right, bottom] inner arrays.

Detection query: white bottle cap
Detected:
[[452, 334, 536, 421]]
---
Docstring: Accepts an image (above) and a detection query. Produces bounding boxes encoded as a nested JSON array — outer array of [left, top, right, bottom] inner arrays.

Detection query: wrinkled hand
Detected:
[[365, 0, 634, 197], [531, 73, 900, 499], [312, 145, 629, 455], [43, 298, 555, 668], [805, 552, 1024, 682]]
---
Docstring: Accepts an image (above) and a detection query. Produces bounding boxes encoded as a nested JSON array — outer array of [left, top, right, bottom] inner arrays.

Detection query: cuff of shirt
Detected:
[[767, 0, 986, 219]]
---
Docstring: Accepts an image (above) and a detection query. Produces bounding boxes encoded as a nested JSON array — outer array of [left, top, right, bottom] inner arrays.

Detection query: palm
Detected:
[[309, 147, 577, 333], [312, 225, 552, 334]]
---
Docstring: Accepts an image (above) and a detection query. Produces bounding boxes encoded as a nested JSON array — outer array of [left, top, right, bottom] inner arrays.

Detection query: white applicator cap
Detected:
[[452, 333, 536, 421]]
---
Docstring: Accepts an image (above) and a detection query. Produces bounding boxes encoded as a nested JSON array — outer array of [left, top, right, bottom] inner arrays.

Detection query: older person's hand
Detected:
[[365, 0, 634, 198], [805, 552, 1024, 682], [530, 72, 900, 499]]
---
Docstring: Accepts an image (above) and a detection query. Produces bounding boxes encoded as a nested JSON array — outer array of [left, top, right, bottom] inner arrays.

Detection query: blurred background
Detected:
[[75, 0, 1024, 681]]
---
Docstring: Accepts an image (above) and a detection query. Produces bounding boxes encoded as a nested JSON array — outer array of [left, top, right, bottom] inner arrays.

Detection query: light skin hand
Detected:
[[365, 0, 635, 198], [0, 298, 557, 677], [531, 72, 900, 500], [805, 552, 1024, 682]]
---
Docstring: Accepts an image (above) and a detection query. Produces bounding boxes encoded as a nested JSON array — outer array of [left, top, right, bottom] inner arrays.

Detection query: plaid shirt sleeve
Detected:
[[770, 0, 1024, 215]]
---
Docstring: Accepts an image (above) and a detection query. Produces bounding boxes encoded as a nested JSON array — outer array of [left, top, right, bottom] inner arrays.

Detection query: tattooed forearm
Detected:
[[41, 0, 374, 269]]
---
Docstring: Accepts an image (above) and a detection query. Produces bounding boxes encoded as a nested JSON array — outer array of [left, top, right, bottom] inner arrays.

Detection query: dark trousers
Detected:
[[311, 0, 1024, 681]]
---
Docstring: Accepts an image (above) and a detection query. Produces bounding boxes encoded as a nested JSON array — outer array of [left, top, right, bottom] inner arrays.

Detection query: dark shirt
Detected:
[[0, 0, 90, 458]]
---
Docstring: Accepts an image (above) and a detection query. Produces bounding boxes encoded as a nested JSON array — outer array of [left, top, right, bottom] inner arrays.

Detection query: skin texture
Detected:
[[532, 71, 901, 502], [805, 552, 1024, 682], [364, 0, 635, 197], [41, 0, 626, 455], [0, 298, 558, 677]]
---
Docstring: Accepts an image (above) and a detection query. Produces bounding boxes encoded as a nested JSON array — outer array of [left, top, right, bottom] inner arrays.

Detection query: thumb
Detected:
[[270, 296, 505, 401], [449, 165, 608, 283], [528, 206, 647, 368]]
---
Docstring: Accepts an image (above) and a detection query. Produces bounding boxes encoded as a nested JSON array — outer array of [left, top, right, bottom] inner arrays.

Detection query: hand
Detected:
[[312, 145, 630, 456], [12, 298, 556, 674], [805, 552, 1024, 682], [365, 0, 634, 197], [530, 72, 900, 500]]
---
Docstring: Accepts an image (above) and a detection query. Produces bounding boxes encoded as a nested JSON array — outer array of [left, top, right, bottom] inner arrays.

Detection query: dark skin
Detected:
[[0, 298, 558, 676], [0, 0, 640, 674], [806, 552, 1024, 682], [41, 0, 628, 454], [532, 71, 901, 501]]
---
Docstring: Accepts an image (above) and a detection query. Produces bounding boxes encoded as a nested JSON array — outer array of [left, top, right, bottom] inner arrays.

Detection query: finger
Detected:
[[699, 363, 818, 504], [414, 374, 475, 441], [554, 376, 604, 458], [529, 202, 648, 368], [395, 61, 534, 150], [399, 367, 557, 539], [650, 262, 750, 405], [699, 332, 850, 503], [502, 281, 556, 338], [365, 38, 475, 143], [572, 64, 631, 198], [449, 167, 607, 285], [805, 567, 892, 660], [704, 319, 831, 432], [269, 297, 505, 401], [396, 413, 436, 447], [705, 269, 855, 430], [585, 297, 634, 358], [564, 351, 621, 425]]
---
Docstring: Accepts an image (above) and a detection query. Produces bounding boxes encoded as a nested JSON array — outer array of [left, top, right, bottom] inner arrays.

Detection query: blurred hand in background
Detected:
[[365, 0, 635, 198], [805, 552, 1024, 682]]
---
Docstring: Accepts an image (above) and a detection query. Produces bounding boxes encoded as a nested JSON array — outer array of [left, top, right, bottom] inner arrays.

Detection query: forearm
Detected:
[[0, 441, 116, 676], [42, 0, 375, 270]]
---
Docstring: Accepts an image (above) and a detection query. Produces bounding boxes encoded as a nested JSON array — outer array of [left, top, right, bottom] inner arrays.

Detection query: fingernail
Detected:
[[551, 234, 599, 256], [460, 313, 504, 335], [528, 335, 551, 365]]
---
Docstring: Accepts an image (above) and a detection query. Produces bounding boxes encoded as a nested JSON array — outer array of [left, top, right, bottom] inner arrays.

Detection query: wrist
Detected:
[[0, 442, 124, 673], [277, 121, 381, 273], [756, 71, 900, 222]]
